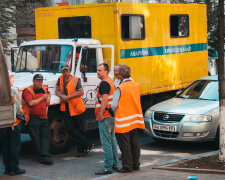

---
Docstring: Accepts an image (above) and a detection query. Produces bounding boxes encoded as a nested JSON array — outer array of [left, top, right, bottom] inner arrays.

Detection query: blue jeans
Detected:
[[98, 117, 118, 170]]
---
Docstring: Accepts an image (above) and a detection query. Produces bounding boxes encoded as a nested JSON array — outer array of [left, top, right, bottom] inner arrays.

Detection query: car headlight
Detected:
[[183, 115, 212, 122], [144, 110, 154, 118]]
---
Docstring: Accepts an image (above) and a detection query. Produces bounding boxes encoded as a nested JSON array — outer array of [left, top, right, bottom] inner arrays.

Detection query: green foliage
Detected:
[[0, 0, 36, 54]]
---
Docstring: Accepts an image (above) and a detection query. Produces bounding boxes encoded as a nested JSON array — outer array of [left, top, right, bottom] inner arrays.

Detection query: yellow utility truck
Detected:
[[35, 2, 208, 96], [11, 3, 208, 153]]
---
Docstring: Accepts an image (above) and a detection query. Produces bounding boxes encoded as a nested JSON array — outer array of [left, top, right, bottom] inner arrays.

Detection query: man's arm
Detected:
[[27, 94, 48, 107], [98, 94, 109, 121], [55, 86, 65, 99], [111, 88, 121, 113], [46, 92, 51, 106]]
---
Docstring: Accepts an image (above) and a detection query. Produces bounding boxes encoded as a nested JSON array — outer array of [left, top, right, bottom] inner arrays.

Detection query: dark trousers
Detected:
[[28, 116, 50, 159], [3, 122, 22, 172], [116, 129, 140, 170], [64, 104, 92, 152]]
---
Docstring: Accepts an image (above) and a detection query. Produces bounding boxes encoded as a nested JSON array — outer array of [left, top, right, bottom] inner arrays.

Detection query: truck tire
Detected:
[[49, 112, 71, 154]]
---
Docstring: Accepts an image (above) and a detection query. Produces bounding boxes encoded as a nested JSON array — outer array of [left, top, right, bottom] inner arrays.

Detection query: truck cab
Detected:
[[12, 38, 114, 153]]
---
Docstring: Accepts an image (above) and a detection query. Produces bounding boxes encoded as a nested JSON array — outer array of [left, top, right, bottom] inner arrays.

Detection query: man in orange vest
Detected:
[[111, 65, 145, 173], [3, 71, 26, 176], [95, 63, 118, 175], [22, 74, 53, 165], [55, 64, 94, 157]]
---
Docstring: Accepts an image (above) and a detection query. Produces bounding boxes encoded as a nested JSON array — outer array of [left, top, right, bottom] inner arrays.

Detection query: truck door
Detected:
[[75, 45, 114, 109]]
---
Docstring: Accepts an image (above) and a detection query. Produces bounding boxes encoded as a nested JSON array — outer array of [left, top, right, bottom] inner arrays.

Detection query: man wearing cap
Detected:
[[2, 71, 26, 176], [55, 64, 94, 157], [22, 74, 52, 165]]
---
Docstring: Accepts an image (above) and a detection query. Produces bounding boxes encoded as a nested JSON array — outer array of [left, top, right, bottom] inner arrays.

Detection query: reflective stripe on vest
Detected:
[[115, 81, 145, 133], [95, 77, 115, 120], [59, 75, 86, 116]]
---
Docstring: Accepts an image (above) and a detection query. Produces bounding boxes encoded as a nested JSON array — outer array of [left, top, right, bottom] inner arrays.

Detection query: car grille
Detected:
[[153, 130, 179, 138], [154, 112, 184, 123]]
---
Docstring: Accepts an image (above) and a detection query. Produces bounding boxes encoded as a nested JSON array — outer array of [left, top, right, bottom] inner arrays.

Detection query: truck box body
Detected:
[[35, 2, 208, 96], [0, 41, 16, 129]]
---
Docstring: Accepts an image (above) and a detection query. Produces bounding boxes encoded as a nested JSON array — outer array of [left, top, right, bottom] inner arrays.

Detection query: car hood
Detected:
[[150, 98, 219, 115]]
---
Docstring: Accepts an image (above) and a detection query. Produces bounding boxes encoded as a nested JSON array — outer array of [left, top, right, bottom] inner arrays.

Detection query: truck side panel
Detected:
[[35, 3, 208, 96]]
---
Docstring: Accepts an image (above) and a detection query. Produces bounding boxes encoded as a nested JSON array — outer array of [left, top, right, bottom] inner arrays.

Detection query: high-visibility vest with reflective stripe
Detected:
[[95, 76, 115, 120], [115, 80, 145, 133], [21, 86, 47, 125], [59, 75, 86, 116]]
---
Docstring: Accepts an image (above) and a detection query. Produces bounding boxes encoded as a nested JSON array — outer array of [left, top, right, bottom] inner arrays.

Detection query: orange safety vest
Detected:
[[59, 75, 86, 116], [13, 118, 21, 126], [95, 76, 115, 120], [21, 86, 47, 125], [115, 80, 145, 133]]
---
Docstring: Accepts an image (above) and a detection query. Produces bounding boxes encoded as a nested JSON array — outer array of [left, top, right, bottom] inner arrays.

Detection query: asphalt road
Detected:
[[0, 130, 217, 180]]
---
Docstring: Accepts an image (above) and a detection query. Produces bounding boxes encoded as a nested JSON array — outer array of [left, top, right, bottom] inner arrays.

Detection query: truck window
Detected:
[[170, 15, 189, 38], [80, 48, 97, 73], [58, 16, 91, 38], [15, 45, 73, 73], [121, 14, 145, 40]]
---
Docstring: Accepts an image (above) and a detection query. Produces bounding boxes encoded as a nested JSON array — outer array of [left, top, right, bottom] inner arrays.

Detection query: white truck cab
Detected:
[[12, 38, 114, 153]]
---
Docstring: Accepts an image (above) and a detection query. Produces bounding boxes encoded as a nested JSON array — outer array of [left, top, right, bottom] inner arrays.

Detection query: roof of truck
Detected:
[[20, 38, 101, 46]]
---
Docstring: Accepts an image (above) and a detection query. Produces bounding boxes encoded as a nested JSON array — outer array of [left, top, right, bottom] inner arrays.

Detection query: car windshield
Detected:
[[177, 80, 218, 101], [15, 45, 73, 73]]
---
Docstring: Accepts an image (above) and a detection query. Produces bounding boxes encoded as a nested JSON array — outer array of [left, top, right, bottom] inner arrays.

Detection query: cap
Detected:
[[61, 64, 70, 71], [33, 74, 43, 80], [8, 71, 15, 76]]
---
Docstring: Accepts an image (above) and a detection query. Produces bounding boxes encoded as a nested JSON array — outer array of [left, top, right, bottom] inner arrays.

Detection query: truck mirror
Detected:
[[81, 66, 87, 82], [11, 48, 15, 71], [81, 46, 88, 65], [10, 47, 19, 72], [80, 46, 88, 82]]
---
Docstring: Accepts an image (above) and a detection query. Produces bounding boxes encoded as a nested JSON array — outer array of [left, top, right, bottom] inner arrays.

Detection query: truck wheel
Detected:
[[49, 113, 71, 154]]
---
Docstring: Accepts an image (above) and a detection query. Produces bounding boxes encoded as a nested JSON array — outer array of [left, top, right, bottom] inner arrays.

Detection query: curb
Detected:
[[152, 150, 225, 175]]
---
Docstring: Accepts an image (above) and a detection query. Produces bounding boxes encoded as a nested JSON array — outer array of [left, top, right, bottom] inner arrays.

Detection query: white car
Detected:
[[144, 76, 219, 146]]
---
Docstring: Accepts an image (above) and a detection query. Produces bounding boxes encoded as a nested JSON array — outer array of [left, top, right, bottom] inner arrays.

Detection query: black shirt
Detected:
[[99, 81, 111, 95], [33, 88, 45, 94]]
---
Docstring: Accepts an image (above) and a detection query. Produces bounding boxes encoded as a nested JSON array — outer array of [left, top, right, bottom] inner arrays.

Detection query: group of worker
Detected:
[[1, 62, 145, 176]]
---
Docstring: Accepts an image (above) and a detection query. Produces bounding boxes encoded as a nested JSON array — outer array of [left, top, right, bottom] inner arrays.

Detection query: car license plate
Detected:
[[153, 124, 177, 132]]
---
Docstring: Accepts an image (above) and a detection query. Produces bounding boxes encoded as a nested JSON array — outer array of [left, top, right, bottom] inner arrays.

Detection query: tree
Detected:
[[0, 0, 18, 53], [0, 0, 52, 54], [218, 0, 225, 162]]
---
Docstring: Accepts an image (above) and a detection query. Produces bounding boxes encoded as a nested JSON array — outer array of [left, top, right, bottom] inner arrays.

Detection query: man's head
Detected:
[[8, 71, 14, 86], [97, 63, 109, 80], [33, 74, 44, 89], [118, 65, 131, 80], [61, 64, 71, 79], [114, 64, 121, 78]]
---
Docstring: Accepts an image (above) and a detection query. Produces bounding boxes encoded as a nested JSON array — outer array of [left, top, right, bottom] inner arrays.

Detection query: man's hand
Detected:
[[98, 113, 104, 121], [41, 94, 48, 101], [60, 94, 69, 102]]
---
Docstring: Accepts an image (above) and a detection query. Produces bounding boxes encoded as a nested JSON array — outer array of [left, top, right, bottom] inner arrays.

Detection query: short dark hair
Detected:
[[119, 65, 131, 78], [99, 63, 109, 72]]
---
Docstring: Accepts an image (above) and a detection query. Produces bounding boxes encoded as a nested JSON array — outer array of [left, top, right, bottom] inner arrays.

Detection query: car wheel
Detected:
[[211, 128, 219, 150]]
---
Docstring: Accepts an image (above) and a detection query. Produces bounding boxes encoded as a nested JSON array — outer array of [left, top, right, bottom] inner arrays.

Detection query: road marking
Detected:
[[0, 169, 51, 180]]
